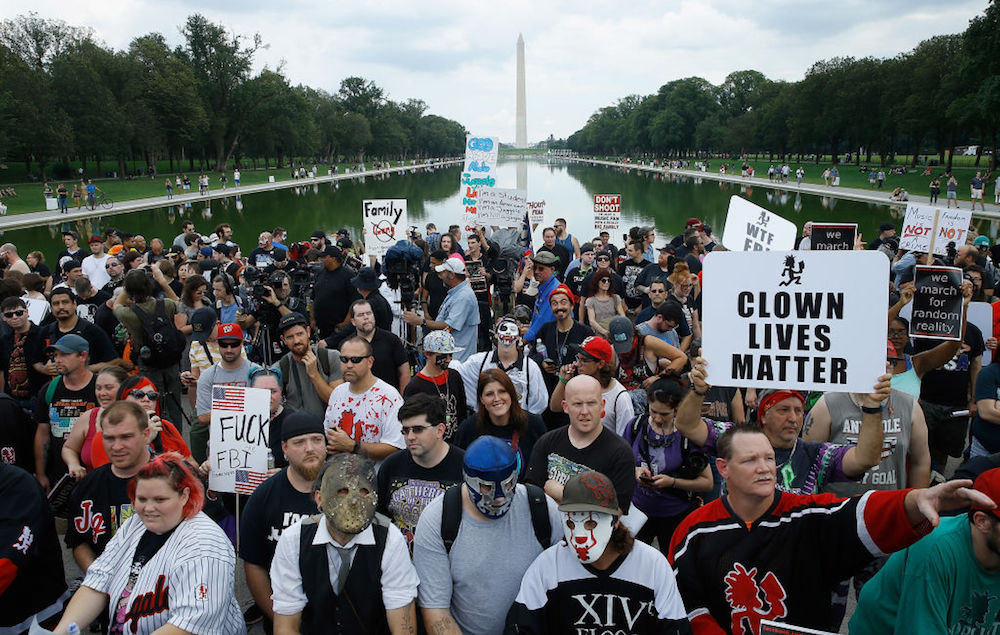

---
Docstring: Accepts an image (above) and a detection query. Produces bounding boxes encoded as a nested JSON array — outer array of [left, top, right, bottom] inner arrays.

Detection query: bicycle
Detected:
[[87, 193, 113, 211]]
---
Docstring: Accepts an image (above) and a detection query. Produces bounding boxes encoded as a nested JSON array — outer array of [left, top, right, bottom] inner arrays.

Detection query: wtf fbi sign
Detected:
[[701, 250, 888, 393]]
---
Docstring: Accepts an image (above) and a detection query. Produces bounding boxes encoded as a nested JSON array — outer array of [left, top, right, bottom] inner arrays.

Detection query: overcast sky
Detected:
[[4, 0, 987, 142]]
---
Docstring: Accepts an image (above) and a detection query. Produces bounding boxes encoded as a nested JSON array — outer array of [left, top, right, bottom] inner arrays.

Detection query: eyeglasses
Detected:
[[649, 289, 665, 294], [2, 310, 25, 318], [342, 355, 370, 364], [887, 329, 907, 336], [130, 390, 160, 401], [401, 424, 434, 435], [218, 340, 242, 349], [576, 355, 597, 364]]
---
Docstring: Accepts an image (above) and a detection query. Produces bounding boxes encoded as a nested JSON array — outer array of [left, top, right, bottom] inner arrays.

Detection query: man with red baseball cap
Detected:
[[548, 336, 634, 435], [851, 468, 1000, 634], [195, 323, 262, 444]]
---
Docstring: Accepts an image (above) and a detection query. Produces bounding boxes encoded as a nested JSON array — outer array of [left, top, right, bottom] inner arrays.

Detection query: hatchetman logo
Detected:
[[723, 562, 787, 635], [195, 582, 209, 601]]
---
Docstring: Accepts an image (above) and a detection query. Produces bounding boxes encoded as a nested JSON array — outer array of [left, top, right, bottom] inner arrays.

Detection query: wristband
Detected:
[[860, 405, 882, 414], [558, 376, 568, 385], [352, 440, 361, 454]]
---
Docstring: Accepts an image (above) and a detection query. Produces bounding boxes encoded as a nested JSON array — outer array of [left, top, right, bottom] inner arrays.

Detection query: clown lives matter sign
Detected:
[[702, 250, 888, 393]]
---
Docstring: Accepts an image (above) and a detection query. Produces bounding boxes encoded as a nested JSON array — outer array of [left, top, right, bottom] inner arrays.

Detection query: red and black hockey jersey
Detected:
[[667, 489, 927, 635]]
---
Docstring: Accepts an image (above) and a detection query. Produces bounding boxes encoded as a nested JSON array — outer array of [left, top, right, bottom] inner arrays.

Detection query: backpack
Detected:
[[440, 482, 550, 554], [277, 348, 332, 389], [130, 300, 185, 368]]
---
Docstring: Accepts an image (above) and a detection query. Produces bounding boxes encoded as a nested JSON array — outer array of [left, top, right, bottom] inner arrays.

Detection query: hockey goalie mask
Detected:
[[495, 318, 521, 349], [319, 454, 377, 535], [562, 511, 615, 563], [558, 471, 621, 564], [463, 436, 518, 519]]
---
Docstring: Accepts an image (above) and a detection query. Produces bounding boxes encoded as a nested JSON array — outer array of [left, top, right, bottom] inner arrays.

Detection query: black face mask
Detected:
[[435, 354, 452, 371]]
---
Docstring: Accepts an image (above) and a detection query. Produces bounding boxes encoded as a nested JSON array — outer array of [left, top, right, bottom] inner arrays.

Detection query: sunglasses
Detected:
[[401, 424, 434, 435], [218, 340, 242, 349], [597, 257, 610, 262], [130, 390, 160, 401], [3, 310, 26, 318], [342, 355, 371, 364], [105, 262, 121, 269]]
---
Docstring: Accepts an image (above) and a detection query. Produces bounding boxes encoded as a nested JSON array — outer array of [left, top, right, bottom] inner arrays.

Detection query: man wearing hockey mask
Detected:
[[270, 454, 420, 634], [454, 316, 547, 415], [413, 436, 563, 635], [506, 470, 690, 634]]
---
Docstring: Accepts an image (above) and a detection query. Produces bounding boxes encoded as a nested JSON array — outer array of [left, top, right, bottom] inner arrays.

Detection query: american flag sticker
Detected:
[[212, 386, 245, 412], [234, 469, 266, 494]]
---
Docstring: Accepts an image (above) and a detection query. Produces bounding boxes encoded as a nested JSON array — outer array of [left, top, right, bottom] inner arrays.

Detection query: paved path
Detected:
[[0, 160, 463, 231], [560, 157, 1000, 221]]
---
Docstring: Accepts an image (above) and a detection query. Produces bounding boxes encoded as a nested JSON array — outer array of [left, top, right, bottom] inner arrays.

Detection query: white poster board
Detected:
[[721, 196, 797, 251], [477, 188, 527, 227], [460, 135, 500, 232], [593, 194, 621, 230], [528, 200, 545, 225], [899, 204, 971, 255], [209, 386, 271, 495], [701, 250, 888, 393], [362, 199, 408, 260]]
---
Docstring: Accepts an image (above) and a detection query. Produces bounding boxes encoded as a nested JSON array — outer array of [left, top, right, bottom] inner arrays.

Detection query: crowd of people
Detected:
[[2, 208, 1000, 635]]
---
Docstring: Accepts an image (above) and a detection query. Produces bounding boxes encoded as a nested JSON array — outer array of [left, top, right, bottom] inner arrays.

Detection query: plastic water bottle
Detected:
[[267, 448, 275, 470], [535, 339, 547, 358]]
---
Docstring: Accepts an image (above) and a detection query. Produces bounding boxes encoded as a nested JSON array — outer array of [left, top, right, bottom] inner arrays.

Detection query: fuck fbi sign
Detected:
[[910, 266, 963, 340], [702, 251, 888, 393]]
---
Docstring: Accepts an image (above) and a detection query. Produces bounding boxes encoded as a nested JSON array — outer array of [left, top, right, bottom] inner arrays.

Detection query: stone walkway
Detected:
[[0, 159, 462, 231]]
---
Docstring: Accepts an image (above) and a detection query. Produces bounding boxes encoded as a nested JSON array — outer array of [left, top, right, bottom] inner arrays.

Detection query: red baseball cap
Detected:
[[686, 217, 702, 228], [972, 468, 1000, 519], [217, 323, 244, 341], [548, 283, 576, 305], [572, 336, 613, 364], [88, 235, 103, 244]]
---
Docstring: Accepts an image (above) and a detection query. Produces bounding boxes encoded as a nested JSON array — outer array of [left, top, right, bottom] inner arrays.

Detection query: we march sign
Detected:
[[702, 250, 888, 393], [721, 196, 797, 251]]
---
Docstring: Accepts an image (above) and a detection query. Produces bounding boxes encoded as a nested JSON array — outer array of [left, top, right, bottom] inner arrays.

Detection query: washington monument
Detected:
[[516, 33, 527, 148]]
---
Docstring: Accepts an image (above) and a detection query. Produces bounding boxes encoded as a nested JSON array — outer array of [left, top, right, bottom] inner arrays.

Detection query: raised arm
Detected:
[[841, 374, 892, 478]]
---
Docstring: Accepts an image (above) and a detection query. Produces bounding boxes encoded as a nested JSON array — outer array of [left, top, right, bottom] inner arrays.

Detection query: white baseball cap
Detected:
[[435, 256, 467, 275]]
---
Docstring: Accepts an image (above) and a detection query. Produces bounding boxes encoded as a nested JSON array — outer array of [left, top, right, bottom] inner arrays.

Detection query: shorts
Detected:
[[972, 189, 983, 199], [947, 190, 957, 199], [920, 400, 969, 458]]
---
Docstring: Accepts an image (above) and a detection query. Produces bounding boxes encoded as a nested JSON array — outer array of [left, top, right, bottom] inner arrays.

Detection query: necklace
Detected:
[[555, 327, 572, 364], [777, 436, 798, 487]]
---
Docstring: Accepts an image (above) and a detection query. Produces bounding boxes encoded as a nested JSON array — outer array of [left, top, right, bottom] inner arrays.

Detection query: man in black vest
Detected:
[[270, 453, 419, 635]]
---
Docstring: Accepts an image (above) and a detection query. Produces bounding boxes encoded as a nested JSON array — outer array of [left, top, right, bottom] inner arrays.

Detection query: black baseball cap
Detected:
[[310, 230, 326, 240], [320, 245, 343, 260], [278, 312, 309, 334]]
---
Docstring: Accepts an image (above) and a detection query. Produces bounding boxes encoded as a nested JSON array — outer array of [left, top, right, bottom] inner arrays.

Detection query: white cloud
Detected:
[[1, 0, 985, 142]]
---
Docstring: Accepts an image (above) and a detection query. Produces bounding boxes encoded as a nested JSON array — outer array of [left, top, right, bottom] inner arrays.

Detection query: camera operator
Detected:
[[242, 268, 296, 364], [351, 267, 392, 331]]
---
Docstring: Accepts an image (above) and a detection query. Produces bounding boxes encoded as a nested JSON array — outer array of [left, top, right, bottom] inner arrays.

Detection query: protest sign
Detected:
[[461, 135, 499, 231], [209, 386, 271, 495], [760, 620, 837, 635], [809, 223, 856, 251], [899, 204, 971, 255], [721, 196, 797, 251], [593, 194, 621, 230], [362, 199, 407, 260], [477, 188, 527, 227], [466, 260, 487, 293], [528, 200, 545, 225], [910, 266, 963, 340], [702, 250, 888, 393]]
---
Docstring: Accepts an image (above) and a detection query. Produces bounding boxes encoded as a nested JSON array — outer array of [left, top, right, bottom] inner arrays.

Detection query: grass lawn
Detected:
[[0, 162, 381, 216]]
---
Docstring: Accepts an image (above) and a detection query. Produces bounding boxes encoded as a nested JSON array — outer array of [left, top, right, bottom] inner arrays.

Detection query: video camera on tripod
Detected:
[[383, 240, 424, 310]]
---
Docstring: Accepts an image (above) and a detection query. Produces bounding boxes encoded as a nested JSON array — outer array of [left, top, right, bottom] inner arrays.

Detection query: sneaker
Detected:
[[243, 604, 264, 626]]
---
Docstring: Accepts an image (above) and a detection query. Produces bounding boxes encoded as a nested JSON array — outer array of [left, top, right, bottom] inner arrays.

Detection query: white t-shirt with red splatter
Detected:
[[323, 379, 406, 466]]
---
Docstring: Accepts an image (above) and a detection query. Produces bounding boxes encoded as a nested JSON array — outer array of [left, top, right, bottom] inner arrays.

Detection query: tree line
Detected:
[[0, 13, 468, 180], [566, 4, 1000, 171]]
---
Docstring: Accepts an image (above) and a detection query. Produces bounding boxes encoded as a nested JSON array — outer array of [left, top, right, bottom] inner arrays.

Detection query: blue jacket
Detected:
[[524, 275, 560, 342]]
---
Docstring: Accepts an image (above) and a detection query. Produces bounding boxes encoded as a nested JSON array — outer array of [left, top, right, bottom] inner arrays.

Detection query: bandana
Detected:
[[757, 390, 806, 424]]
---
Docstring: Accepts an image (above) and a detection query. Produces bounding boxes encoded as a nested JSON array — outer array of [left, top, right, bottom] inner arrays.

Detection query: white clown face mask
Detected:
[[495, 319, 520, 348], [562, 510, 616, 564]]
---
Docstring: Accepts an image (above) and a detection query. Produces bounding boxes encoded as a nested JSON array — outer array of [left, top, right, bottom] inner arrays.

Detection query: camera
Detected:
[[383, 240, 424, 310], [242, 266, 271, 302], [672, 449, 709, 480]]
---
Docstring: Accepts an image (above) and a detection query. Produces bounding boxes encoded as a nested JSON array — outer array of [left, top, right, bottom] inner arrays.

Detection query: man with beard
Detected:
[[530, 284, 593, 428], [312, 245, 360, 340], [270, 454, 419, 634], [241, 411, 325, 634], [65, 401, 152, 573], [274, 312, 343, 417], [37, 288, 119, 374], [326, 299, 409, 392], [100, 256, 125, 295], [618, 240, 652, 312], [456, 317, 547, 416], [0, 296, 46, 414]]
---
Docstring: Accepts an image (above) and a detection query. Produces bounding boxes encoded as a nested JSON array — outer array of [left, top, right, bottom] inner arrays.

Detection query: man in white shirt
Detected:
[[80, 236, 111, 289]]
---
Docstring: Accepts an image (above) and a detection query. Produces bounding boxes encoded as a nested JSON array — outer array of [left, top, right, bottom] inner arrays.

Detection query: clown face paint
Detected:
[[495, 319, 520, 349], [320, 456, 377, 535], [562, 511, 615, 564], [465, 468, 517, 518]]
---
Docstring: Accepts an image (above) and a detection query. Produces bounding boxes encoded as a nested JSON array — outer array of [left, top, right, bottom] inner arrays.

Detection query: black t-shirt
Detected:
[[37, 319, 117, 364], [0, 394, 34, 472], [58, 248, 86, 264], [365, 290, 393, 332], [563, 265, 595, 300], [617, 258, 651, 307], [402, 371, 468, 439], [32, 262, 52, 279], [311, 267, 359, 338], [423, 269, 448, 319], [375, 445, 465, 551], [525, 425, 635, 512], [267, 407, 296, 468], [239, 468, 318, 568], [33, 374, 98, 483], [0, 325, 48, 399], [64, 463, 133, 555], [915, 323, 985, 406], [76, 290, 111, 323], [452, 413, 547, 478], [531, 320, 593, 394], [370, 329, 408, 390]]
